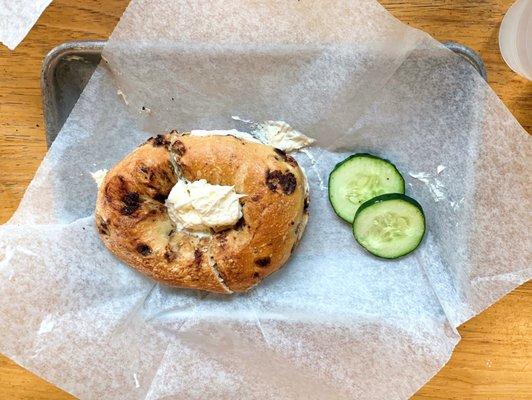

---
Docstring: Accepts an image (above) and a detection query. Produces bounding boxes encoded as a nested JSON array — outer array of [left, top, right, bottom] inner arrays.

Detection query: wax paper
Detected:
[[0, 0, 530, 399], [0, 0, 52, 50]]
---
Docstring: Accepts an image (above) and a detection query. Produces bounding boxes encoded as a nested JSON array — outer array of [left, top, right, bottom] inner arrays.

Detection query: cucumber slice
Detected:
[[328, 154, 405, 222], [353, 194, 425, 259]]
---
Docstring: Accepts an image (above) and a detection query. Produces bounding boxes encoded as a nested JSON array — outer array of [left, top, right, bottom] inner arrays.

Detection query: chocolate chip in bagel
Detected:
[[121, 192, 141, 215], [136, 243, 152, 256], [265, 169, 297, 195], [254, 257, 271, 267], [153, 193, 167, 203]]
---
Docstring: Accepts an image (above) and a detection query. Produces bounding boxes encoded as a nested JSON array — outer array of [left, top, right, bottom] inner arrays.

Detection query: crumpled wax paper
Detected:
[[0, 0, 52, 50], [1, 0, 530, 399]]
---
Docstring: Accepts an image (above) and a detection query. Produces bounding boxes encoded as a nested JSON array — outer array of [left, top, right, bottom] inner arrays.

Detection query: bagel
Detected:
[[95, 131, 309, 293]]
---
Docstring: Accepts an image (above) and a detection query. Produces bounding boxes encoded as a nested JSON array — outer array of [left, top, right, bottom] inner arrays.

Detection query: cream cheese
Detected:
[[191, 121, 315, 152], [190, 129, 261, 143], [251, 120, 315, 152], [165, 179, 245, 233]]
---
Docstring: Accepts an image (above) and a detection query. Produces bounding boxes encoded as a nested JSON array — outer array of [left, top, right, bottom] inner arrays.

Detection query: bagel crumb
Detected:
[[255, 257, 271, 267], [136, 244, 152, 256]]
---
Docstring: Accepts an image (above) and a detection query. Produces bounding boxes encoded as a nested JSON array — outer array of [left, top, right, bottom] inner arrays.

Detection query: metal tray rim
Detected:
[[41, 41, 105, 146]]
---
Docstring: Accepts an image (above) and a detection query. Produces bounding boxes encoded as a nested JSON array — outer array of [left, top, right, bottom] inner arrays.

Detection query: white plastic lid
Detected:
[[499, 0, 532, 80]]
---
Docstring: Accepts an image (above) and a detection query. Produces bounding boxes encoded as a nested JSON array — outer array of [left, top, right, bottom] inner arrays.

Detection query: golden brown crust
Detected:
[[95, 132, 308, 293]]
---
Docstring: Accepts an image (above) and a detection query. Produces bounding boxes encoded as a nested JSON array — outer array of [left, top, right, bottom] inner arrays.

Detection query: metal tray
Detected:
[[41, 40, 487, 147]]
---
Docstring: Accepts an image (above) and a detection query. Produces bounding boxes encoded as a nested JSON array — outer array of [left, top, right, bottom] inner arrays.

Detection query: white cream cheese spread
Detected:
[[165, 179, 244, 233], [192, 122, 315, 152], [251, 120, 315, 152], [190, 129, 261, 143]]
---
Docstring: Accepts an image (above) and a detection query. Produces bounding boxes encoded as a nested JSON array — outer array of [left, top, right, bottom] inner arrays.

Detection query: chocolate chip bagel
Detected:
[[95, 131, 309, 293]]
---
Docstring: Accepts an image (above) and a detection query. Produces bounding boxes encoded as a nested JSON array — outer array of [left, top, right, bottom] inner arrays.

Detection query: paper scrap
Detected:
[[0, 0, 53, 50], [409, 171, 447, 202]]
